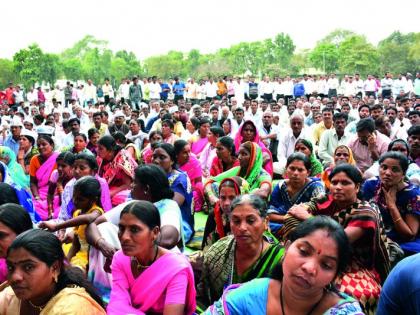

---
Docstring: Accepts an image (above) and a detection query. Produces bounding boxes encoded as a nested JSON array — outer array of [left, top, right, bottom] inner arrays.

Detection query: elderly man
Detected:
[[108, 111, 129, 135]]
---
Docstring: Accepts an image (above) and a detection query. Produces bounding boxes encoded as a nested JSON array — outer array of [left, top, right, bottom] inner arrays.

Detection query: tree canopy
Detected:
[[3, 30, 419, 89]]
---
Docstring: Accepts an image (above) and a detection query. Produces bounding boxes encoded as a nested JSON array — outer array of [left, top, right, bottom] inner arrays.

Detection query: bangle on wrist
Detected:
[[94, 237, 104, 248], [393, 217, 403, 224]]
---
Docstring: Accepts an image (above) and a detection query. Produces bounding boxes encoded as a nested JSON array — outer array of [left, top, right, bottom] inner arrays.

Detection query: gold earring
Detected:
[[53, 274, 58, 283]]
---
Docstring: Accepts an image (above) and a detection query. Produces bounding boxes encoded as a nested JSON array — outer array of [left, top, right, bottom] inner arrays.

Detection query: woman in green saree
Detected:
[[204, 141, 272, 208], [197, 194, 284, 310]]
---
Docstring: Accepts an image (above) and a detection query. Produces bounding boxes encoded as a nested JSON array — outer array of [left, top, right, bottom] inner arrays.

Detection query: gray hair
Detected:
[[290, 112, 304, 121], [230, 194, 267, 218]]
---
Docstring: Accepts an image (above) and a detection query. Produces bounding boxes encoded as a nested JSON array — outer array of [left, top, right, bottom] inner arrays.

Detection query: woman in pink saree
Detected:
[[190, 117, 210, 158], [234, 120, 273, 175], [97, 136, 137, 206], [108, 201, 196, 315], [29, 134, 59, 220], [141, 130, 163, 164], [175, 139, 204, 212]]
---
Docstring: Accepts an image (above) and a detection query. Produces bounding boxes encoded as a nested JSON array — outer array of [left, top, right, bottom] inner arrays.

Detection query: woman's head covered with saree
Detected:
[[238, 141, 263, 184], [321, 145, 357, 189], [0, 146, 29, 189], [6, 229, 104, 312], [234, 120, 263, 151], [294, 139, 323, 177]]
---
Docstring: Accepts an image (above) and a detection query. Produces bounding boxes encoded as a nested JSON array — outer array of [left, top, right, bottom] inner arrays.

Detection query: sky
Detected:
[[1, 0, 419, 61]]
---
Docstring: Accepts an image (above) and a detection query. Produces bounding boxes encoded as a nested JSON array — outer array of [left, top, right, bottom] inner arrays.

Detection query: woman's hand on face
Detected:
[[17, 148, 25, 160], [210, 196, 219, 206], [288, 204, 311, 220], [382, 186, 397, 205], [38, 221, 57, 232]]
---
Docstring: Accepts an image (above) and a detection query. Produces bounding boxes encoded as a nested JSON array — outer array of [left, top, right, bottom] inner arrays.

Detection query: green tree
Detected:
[[321, 29, 356, 46], [309, 43, 339, 73], [61, 58, 83, 81], [338, 35, 379, 76], [0, 59, 17, 89], [272, 33, 296, 69], [378, 31, 419, 74], [13, 44, 50, 88]]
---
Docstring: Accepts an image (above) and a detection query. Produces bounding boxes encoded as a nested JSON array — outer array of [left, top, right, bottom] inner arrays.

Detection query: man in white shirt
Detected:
[[259, 76, 274, 102], [102, 78, 113, 105], [148, 76, 162, 100], [283, 76, 294, 105], [186, 78, 199, 103], [303, 75, 314, 99], [205, 79, 218, 100], [318, 112, 351, 167], [233, 77, 247, 106], [259, 111, 281, 162], [354, 73, 364, 98], [343, 76, 357, 97], [26, 87, 38, 103], [381, 72, 393, 100], [327, 73, 339, 98], [364, 74, 377, 98], [275, 113, 311, 175]]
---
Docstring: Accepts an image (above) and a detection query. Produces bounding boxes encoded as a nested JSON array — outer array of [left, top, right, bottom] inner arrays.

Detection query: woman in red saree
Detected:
[[29, 134, 59, 220], [97, 135, 137, 206]]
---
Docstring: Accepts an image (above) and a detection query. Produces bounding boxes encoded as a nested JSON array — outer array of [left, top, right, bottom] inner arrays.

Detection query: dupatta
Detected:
[[0, 146, 29, 189], [234, 120, 273, 175]]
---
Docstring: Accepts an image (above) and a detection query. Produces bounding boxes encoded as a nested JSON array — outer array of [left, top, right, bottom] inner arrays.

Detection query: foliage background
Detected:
[[1, 29, 419, 89]]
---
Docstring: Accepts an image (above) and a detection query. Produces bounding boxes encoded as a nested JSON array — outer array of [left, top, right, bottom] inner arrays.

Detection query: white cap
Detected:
[[21, 128, 38, 142], [114, 110, 125, 118], [11, 116, 23, 127], [169, 106, 179, 114], [36, 125, 55, 136]]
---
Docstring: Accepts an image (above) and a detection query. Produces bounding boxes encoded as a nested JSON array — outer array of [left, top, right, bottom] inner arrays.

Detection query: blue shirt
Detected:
[[160, 83, 170, 99], [293, 83, 305, 97], [4, 135, 20, 156], [173, 82, 186, 96], [377, 254, 420, 315]]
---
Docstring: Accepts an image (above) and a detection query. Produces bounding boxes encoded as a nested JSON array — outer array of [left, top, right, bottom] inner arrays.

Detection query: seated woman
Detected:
[[29, 135, 59, 220], [0, 204, 33, 283], [268, 153, 325, 234], [0, 229, 105, 314], [204, 216, 363, 315], [0, 146, 29, 190], [17, 128, 38, 174], [363, 152, 420, 254], [161, 118, 179, 145], [59, 153, 112, 222], [294, 139, 323, 177], [113, 131, 140, 163], [153, 143, 194, 242], [86, 164, 183, 302], [62, 133, 94, 156], [321, 145, 357, 190], [47, 152, 75, 220], [126, 118, 148, 151], [364, 139, 420, 185], [197, 194, 284, 310], [234, 120, 273, 175], [199, 126, 225, 178], [181, 117, 199, 141], [40, 177, 104, 272], [284, 164, 390, 314], [140, 130, 163, 164], [107, 201, 196, 315], [191, 117, 211, 158], [97, 135, 137, 206], [209, 136, 239, 177], [202, 176, 249, 249], [87, 128, 100, 156], [222, 118, 233, 138], [175, 139, 204, 213], [204, 141, 272, 209]]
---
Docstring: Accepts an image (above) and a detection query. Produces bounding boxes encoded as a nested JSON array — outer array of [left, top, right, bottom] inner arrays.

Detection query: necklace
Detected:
[[280, 281, 325, 315], [134, 246, 159, 270], [28, 300, 47, 312]]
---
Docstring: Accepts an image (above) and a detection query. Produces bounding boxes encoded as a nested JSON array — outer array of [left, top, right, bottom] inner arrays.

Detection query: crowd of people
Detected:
[[0, 71, 418, 314]]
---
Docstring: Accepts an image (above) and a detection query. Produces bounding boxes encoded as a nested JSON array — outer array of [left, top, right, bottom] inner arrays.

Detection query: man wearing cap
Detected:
[[3, 117, 22, 156], [139, 103, 151, 126], [108, 111, 129, 135]]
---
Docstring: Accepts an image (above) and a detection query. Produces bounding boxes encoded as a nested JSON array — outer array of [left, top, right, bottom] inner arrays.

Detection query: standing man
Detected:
[[84, 79, 97, 105], [149, 76, 162, 101], [172, 77, 186, 104], [327, 73, 339, 98], [129, 77, 142, 110], [381, 72, 393, 100], [102, 78, 113, 105]]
